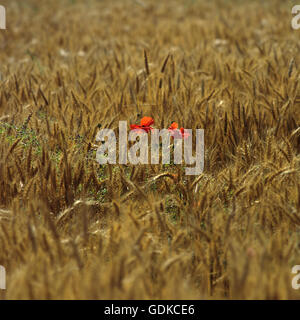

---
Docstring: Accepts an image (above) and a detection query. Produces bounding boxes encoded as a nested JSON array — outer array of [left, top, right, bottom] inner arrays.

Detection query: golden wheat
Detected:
[[0, 0, 299, 300]]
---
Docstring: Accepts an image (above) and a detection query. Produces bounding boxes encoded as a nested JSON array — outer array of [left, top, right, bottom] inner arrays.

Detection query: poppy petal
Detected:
[[180, 127, 190, 139], [140, 116, 154, 127], [168, 122, 178, 130]]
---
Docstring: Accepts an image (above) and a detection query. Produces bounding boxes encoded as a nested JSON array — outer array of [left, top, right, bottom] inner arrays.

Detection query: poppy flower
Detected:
[[168, 121, 178, 131], [130, 116, 154, 133], [179, 127, 190, 139], [168, 121, 190, 139]]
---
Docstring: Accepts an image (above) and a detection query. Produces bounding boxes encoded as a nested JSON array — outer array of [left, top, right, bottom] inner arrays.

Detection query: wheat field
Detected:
[[0, 0, 300, 300]]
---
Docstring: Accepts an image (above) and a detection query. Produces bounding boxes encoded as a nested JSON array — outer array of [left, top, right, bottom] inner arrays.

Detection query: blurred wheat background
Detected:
[[0, 0, 300, 299]]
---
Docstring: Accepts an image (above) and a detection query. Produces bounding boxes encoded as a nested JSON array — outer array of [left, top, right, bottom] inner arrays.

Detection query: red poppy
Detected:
[[168, 122, 190, 139], [179, 127, 190, 139], [168, 122, 178, 130], [130, 116, 154, 133]]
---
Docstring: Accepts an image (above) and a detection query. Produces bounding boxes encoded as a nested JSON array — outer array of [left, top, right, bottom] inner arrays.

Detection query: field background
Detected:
[[0, 0, 300, 299]]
